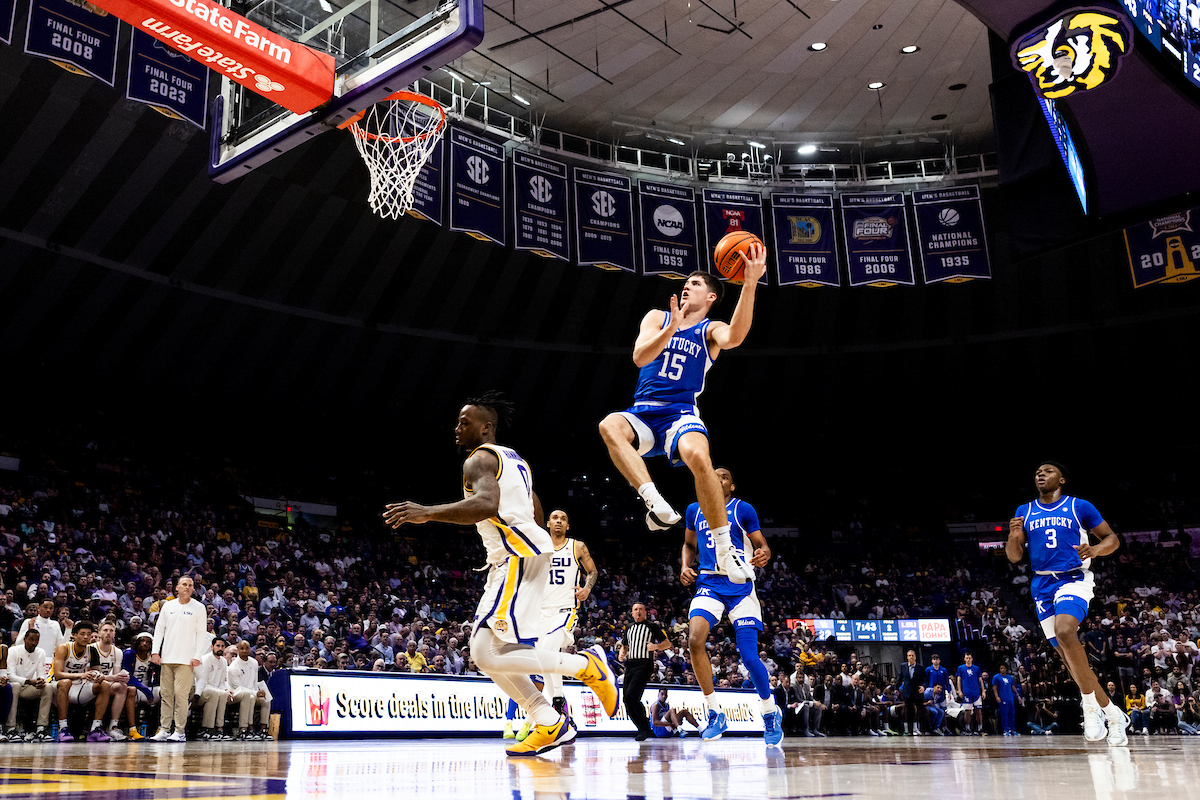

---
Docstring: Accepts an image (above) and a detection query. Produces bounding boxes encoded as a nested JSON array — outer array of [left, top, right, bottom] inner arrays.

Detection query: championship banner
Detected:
[[25, 0, 120, 85], [771, 193, 839, 287], [702, 188, 766, 284], [82, 0, 335, 113], [1, 0, 15, 44], [449, 126, 506, 246], [574, 168, 635, 272], [127, 30, 209, 128], [911, 185, 991, 284], [512, 150, 569, 261], [638, 181, 699, 278], [408, 131, 443, 225], [1124, 206, 1200, 288], [840, 192, 915, 287]]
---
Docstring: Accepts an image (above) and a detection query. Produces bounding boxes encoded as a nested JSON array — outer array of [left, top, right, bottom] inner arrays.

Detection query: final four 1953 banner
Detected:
[[639, 181, 699, 278], [840, 192, 914, 287]]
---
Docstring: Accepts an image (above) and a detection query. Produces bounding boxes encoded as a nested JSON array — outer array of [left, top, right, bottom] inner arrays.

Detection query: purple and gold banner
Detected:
[[408, 126, 444, 225], [1124, 207, 1200, 288], [841, 192, 914, 287], [574, 168, 635, 272], [449, 126, 506, 245], [513, 150, 569, 261], [771, 193, 839, 287], [127, 30, 209, 129], [26, 0, 120, 85], [912, 185, 990, 284], [639, 181, 699, 278], [702, 188, 765, 284]]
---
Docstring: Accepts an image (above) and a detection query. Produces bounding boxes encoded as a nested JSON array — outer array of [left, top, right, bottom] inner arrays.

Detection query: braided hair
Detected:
[[465, 390, 515, 434]]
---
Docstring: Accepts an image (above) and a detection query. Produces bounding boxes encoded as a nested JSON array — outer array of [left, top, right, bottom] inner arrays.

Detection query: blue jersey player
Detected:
[[1006, 461, 1127, 746], [599, 245, 767, 584], [680, 467, 781, 745], [955, 652, 984, 735]]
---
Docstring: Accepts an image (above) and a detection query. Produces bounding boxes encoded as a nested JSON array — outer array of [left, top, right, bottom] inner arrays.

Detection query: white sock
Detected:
[[711, 524, 732, 547], [59, 719, 68, 729], [761, 696, 777, 714], [637, 482, 663, 505], [705, 693, 721, 714], [90, 720, 102, 731], [1081, 691, 1099, 708]]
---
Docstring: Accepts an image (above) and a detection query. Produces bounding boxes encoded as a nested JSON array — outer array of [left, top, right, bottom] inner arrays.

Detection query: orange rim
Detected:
[[337, 90, 446, 143]]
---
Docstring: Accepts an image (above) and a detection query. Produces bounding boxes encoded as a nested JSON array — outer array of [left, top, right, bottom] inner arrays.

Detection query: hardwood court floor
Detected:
[[0, 734, 1192, 799]]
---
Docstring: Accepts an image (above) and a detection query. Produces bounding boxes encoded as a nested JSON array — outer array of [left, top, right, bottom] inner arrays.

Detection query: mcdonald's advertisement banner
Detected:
[[513, 150, 569, 261], [771, 193, 839, 287], [1124, 207, 1200, 288], [127, 30, 209, 128], [911, 185, 991, 284], [449, 127, 506, 246], [574, 168, 635, 272], [841, 192, 914, 287], [26, 0, 121, 85], [639, 181, 699, 278]]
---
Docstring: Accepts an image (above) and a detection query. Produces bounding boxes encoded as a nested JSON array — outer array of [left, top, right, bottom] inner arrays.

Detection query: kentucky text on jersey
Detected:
[[633, 319, 713, 407], [1017, 496, 1103, 574], [688, 498, 760, 575]]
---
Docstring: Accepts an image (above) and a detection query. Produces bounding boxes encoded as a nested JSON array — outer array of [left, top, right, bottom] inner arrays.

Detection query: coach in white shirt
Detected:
[[149, 577, 211, 741], [16, 599, 65, 658], [5, 629, 53, 736]]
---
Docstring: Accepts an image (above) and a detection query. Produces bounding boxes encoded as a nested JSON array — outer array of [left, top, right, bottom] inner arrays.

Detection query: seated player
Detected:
[[227, 640, 270, 740], [193, 637, 230, 740], [52, 620, 114, 742], [4, 629, 54, 741], [89, 621, 130, 741], [122, 632, 161, 740], [650, 688, 700, 737]]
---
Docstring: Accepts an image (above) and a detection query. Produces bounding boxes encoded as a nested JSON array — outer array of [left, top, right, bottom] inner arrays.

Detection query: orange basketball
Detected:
[[713, 230, 762, 284]]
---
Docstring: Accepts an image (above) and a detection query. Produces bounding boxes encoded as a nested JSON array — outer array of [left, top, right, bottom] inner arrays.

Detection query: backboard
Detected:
[[208, 0, 481, 182]]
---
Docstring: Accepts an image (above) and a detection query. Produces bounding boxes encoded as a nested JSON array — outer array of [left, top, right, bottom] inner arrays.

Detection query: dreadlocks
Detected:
[[465, 390, 516, 434]]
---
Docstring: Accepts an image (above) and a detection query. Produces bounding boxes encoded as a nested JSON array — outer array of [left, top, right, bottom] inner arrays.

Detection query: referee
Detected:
[[619, 602, 670, 740]]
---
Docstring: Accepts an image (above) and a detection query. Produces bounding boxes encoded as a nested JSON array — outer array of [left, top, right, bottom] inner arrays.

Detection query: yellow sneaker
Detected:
[[502, 721, 515, 739], [516, 721, 533, 742], [506, 714, 575, 757], [128, 728, 145, 741], [575, 645, 619, 717]]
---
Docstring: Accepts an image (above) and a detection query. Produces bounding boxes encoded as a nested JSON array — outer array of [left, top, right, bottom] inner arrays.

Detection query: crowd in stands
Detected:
[[1, 424, 1197, 741]]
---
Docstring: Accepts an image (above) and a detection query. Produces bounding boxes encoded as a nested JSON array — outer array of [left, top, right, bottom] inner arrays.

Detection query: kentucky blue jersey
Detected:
[[925, 664, 950, 692], [686, 497, 760, 574], [1016, 495, 1104, 573], [992, 672, 1017, 703], [633, 317, 714, 407], [956, 664, 982, 700]]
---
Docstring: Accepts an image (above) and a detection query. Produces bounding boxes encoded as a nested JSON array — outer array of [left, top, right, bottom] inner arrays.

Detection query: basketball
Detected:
[[713, 231, 762, 284]]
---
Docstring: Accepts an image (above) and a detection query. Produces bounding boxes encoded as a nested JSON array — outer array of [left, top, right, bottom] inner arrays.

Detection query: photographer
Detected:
[[1027, 683, 1060, 735]]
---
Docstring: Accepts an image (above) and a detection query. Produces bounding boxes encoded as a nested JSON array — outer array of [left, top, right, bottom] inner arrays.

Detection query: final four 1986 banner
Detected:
[[840, 192, 914, 287], [771, 193, 839, 287]]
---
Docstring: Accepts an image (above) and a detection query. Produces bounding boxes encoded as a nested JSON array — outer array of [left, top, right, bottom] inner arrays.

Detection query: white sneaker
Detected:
[[644, 499, 681, 531], [716, 543, 754, 584], [107, 727, 128, 741], [148, 729, 170, 741], [166, 732, 187, 742], [1082, 703, 1108, 742], [1105, 706, 1129, 746]]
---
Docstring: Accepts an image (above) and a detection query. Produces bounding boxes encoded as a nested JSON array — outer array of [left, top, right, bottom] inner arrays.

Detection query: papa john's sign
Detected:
[[86, 0, 334, 113]]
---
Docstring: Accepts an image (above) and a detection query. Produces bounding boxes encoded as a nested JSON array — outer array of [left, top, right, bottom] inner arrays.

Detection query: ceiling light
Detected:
[[868, 81, 886, 90], [512, 93, 530, 106], [472, 80, 491, 86], [748, 141, 766, 149], [808, 42, 827, 51], [895, 138, 915, 145], [741, 153, 750, 160], [646, 133, 666, 141], [443, 68, 465, 82], [901, 45, 920, 54], [763, 154, 773, 162], [798, 144, 817, 155], [668, 137, 686, 146]]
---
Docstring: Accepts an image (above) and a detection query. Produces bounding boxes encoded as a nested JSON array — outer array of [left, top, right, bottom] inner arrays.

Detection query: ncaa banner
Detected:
[[702, 188, 766, 284], [127, 30, 209, 128], [771, 193, 839, 287], [449, 126, 506, 246], [912, 185, 991, 284], [1124, 206, 1200, 288], [574, 168, 635, 272], [2, 0, 15, 44], [408, 130, 443, 225], [841, 192, 914, 287], [26, 0, 121, 85], [638, 181, 699, 278], [512, 150, 569, 261]]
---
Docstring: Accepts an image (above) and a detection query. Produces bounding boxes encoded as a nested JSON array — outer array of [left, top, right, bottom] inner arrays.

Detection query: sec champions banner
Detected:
[[639, 181, 699, 278], [449, 127, 506, 245], [702, 188, 765, 284], [771, 193, 839, 287], [408, 127, 444, 225], [911, 185, 991, 284], [574, 168, 635, 272], [26, 0, 120, 85], [841, 192, 914, 287], [127, 31, 209, 128], [513, 150, 569, 261], [1124, 207, 1200, 288]]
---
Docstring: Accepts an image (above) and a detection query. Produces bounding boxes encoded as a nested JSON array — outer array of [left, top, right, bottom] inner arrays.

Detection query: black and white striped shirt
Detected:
[[622, 620, 667, 662]]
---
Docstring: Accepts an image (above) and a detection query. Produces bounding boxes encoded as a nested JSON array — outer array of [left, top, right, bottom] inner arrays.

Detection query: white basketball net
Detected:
[[343, 91, 446, 220]]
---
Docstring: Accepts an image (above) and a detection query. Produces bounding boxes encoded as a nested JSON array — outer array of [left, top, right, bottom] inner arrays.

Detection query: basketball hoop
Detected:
[[339, 90, 446, 220]]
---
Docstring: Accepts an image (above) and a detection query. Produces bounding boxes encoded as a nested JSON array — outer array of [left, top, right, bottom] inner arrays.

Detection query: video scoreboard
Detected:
[[1123, 0, 1200, 91], [787, 618, 952, 643]]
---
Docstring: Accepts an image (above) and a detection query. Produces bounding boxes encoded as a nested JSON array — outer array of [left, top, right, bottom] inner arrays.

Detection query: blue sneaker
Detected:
[[701, 710, 728, 741], [763, 709, 784, 747]]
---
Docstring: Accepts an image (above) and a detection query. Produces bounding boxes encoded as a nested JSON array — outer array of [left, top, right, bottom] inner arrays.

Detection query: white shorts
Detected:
[[688, 580, 763, 630], [55, 680, 96, 705], [961, 697, 983, 709], [137, 686, 162, 705], [536, 625, 574, 653], [474, 554, 550, 645]]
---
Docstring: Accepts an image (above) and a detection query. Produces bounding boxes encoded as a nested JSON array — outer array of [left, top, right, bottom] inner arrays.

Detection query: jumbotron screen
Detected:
[[1125, 0, 1200, 90], [785, 618, 952, 643]]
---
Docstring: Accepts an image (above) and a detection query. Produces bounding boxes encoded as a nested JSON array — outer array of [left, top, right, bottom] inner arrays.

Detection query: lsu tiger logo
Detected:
[[1012, 9, 1132, 99]]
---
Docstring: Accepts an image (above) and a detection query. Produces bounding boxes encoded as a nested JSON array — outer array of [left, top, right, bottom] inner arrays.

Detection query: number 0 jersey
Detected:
[[466, 444, 554, 567], [1016, 495, 1103, 573], [633, 316, 714, 408], [542, 538, 581, 633]]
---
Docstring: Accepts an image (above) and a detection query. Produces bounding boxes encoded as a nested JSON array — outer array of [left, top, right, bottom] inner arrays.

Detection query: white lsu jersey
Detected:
[[542, 538, 581, 633], [466, 444, 553, 566], [92, 643, 119, 675], [61, 642, 93, 676]]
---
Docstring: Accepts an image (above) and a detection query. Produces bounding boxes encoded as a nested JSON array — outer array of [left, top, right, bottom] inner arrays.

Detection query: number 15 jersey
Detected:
[[633, 317, 714, 408], [1016, 495, 1103, 573]]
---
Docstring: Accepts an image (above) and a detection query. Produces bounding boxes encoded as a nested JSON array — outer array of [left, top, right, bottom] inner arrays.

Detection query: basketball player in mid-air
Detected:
[[384, 392, 618, 756], [680, 467, 781, 745], [599, 244, 768, 583], [1006, 461, 1128, 745]]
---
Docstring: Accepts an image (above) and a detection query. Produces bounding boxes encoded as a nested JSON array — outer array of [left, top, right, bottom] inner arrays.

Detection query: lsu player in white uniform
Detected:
[[384, 392, 618, 756], [88, 621, 130, 740], [537, 509, 598, 721]]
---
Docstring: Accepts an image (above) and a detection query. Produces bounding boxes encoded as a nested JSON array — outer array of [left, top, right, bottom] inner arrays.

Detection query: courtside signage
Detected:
[[285, 672, 760, 736], [83, 0, 334, 113]]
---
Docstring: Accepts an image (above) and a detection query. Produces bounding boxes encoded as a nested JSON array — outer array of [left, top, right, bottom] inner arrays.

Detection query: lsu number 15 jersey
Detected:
[[1017, 495, 1104, 573], [633, 317, 714, 408], [686, 498, 760, 577], [466, 444, 554, 567], [543, 538, 582, 634]]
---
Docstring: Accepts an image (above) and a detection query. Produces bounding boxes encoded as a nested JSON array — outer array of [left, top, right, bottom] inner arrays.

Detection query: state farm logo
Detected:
[[529, 175, 553, 203], [466, 156, 490, 184], [591, 191, 617, 217], [254, 74, 284, 92], [653, 205, 685, 237]]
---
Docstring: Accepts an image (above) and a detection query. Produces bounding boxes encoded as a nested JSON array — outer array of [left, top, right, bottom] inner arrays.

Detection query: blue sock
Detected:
[[506, 699, 519, 720], [735, 625, 771, 700]]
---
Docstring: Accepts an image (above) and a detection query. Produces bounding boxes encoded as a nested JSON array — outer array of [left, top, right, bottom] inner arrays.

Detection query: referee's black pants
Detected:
[[624, 660, 654, 734]]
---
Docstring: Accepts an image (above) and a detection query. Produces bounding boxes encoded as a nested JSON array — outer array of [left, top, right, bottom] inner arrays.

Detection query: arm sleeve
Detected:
[[151, 605, 167, 656], [1075, 498, 1104, 531], [194, 612, 212, 661], [122, 650, 151, 694], [738, 502, 761, 533], [194, 657, 208, 695]]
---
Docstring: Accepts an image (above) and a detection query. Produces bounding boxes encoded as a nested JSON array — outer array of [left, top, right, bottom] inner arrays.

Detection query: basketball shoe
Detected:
[[716, 542, 755, 584], [763, 709, 784, 747], [506, 714, 575, 756], [1105, 704, 1129, 746], [1082, 703, 1108, 742], [502, 721, 516, 739], [702, 710, 728, 741], [575, 645, 619, 717]]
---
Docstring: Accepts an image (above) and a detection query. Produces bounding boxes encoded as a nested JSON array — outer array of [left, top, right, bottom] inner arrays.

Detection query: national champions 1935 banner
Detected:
[[911, 185, 991, 284]]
